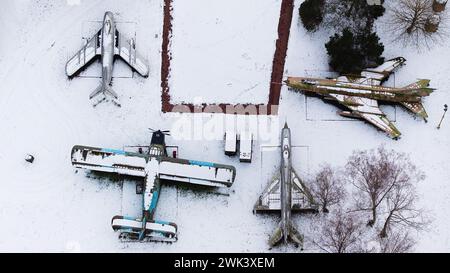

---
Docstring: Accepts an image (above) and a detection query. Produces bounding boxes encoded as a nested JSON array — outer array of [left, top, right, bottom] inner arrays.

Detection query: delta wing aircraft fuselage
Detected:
[[71, 131, 236, 242], [66, 11, 149, 101], [254, 124, 318, 248], [286, 57, 435, 139], [280, 125, 294, 244]]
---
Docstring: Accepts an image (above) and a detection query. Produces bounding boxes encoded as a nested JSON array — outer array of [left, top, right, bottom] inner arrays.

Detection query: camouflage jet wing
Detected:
[[254, 169, 317, 212], [114, 31, 149, 77], [328, 93, 402, 139], [359, 57, 406, 85], [66, 30, 102, 77]]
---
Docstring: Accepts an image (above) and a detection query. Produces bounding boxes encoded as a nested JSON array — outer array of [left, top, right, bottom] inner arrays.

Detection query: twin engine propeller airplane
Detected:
[[71, 130, 236, 242], [286, 57, 435, 139], [254, 123, 318, 249], [66, 11, 149, 102]]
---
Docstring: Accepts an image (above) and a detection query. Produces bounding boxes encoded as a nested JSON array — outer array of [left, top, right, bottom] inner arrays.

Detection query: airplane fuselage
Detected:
[[101, 12, 116, 87], [287, 77, 431, 103], [280, 126, 292, 244]]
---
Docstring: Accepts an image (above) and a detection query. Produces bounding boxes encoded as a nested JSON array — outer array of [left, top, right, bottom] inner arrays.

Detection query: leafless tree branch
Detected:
[[310, 164, 346, 213]]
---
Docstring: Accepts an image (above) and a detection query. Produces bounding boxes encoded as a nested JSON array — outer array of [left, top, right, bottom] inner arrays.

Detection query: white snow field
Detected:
[[169, 0, 280, 104], [0, 0, 449, 253]]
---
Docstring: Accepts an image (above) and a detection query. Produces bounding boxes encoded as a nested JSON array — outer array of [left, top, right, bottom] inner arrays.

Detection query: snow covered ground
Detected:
[[0, 0, 449, 253], [169, 0, 280, 104]]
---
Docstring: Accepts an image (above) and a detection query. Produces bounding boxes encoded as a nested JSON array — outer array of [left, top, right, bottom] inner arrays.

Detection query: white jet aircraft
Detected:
[[66, 11, 149, 102]]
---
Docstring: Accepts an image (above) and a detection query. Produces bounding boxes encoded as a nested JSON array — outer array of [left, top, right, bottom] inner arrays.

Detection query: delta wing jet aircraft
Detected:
[[286, 57, 435, 139], [254, 123, 318, 249], [66, 11, 149, 101], [71, 130, 236, 242]]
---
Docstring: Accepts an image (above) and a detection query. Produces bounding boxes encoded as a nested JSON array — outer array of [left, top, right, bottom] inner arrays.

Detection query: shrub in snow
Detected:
[[325, 28, 385, 74], [299, 0, 325, 32], [433, 0, 448, 12], [322, 0, 385, 33], [425, 14, 441, 33]]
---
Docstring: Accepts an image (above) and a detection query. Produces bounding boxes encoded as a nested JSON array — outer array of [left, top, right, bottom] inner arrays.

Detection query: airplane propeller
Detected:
[[149, 128, 171, 136]]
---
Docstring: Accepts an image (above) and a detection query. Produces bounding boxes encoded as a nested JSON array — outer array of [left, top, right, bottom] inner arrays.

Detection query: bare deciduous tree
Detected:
[[313, 210, 364, 253], [378, 230, 416, 253], [346, 146, 419, 227], [386, 0, 447, 49], [380, 180, 427, 238], [310, 165, 346, 213]]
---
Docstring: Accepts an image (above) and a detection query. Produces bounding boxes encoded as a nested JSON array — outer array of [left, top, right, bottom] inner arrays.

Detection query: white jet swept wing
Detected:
[[66, 30, 102, 77], [115, 31, 149, 77]]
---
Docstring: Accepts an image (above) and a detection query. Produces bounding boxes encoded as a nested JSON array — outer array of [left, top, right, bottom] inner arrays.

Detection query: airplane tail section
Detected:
[[269, 222, 283, 247], [111, 216, 177, 243], [401, 102, 429, 121], [89, 83, 119, 100], [401, 79, 434, 97], [288, 220, 304, 249], [397, 80, 432, 121], [269, 221, 304, 249]]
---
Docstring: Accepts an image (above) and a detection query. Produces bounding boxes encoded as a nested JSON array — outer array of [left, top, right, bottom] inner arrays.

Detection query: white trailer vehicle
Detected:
[[239, 132, 253, 163], [224, 131, 237, 156]]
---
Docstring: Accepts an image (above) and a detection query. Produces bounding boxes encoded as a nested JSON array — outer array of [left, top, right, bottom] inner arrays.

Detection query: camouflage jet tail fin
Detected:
[[401, 102, 429, 121], [402, 79, 434, 97], [404, 79, 431, 89]]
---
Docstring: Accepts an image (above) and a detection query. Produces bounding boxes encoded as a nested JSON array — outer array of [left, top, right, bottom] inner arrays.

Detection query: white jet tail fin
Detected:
[[89, 83, 119, 100]]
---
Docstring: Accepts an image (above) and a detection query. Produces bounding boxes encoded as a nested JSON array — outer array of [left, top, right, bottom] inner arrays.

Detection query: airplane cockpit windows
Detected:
[[105, 21, 111, 35], [301, 79, 317, 85]]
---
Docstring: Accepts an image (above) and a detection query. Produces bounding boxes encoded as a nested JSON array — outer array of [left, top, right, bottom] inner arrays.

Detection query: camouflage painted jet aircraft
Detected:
[[71, 130, 236, 242], [286, 57, 434, 139], [254, 123, 318, 249]]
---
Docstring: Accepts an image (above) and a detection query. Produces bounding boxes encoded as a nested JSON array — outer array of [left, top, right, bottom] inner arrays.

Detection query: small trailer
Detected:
[[239, 132, 253, 163], [224, 131, 237, 156]]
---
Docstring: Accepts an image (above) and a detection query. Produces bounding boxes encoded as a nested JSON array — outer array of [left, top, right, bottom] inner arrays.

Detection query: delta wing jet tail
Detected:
[[269, 220, 304, 248]]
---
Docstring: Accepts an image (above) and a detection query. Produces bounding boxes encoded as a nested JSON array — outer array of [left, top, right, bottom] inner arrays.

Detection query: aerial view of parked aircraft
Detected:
[[254, 123, 318, 249], [286, 57, 435, 139], [66, 11, 149, 102], [71, 130, 236, 242]]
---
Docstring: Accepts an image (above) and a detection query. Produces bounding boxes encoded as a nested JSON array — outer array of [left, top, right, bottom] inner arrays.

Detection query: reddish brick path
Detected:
[[160, 0, 294, 115], [161, 0, 173, 113]]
